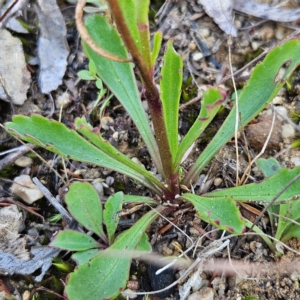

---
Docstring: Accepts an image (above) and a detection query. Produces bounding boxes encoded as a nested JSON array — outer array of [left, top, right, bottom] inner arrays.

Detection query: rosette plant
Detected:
[[5, 0, 300, 299]]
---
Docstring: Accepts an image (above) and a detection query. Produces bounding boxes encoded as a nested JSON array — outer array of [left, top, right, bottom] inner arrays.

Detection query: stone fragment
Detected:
[[281, 124, 295, 139], [246, 115, 282, 150], [272, 96, 284, 105], [188, 287, 214, 300], [291, 157, 300, 166], [14, 156, 33, 167], [11, 175, 43, 204]]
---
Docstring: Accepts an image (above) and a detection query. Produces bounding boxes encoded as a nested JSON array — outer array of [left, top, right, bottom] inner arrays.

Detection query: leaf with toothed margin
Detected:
[[65, 207, 160, 300], [5, 115, 161, 193], [180, 193, 245, 234], [74, 117, 165, 194], [183, 39, 300, 185], [174, 87, 224, 172], [204, 167, 300, 203]]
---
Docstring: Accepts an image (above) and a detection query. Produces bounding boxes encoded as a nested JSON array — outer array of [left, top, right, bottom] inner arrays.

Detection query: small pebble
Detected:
[[246, 115, 282, 150], [251, 41, 260, 51], [290, 270, 300, 281], [213, 177, 222, 187], [106, 176, 114, 186], [92, 180, 104, 197], [127, 280, 139, 290], [291, 157, 300, 166], [198, 28, 210, 38], [275, 27, 285, 40], [281, 124, 295, 139], [272, 96, 284, 105], [100, 116, 114, 130], [11, 175, 43, 204], [188, 287, 214, 300], [275, 106, 288, 121], [22, 291, 31, 300], [192, 52, 204, 61], [112, 131, 118, 142], [131, 157, 145, 168], [15, 156, 33, 167], [121, 289, 137, 299], [162, 246, 173, 256], [189, 42, 196, 51]]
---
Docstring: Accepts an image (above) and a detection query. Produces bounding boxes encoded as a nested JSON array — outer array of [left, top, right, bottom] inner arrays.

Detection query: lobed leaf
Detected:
[[180, 194, 245, 234], [83, 15, 162, 173], [50, 230, 99, 251], [160, 40, 183, 165], [65, 182, 105, 241], [183, 40, 300, 185]]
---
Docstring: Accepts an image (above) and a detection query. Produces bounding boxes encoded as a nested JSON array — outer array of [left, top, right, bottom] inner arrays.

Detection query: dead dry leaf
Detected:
[[0, 205, 28, 260], [0, 28, 31, 105], [36, 0, 69, 93], [234, 0, 300, 23], [198, 0, 300, 36], [198, 0, 237, 36]]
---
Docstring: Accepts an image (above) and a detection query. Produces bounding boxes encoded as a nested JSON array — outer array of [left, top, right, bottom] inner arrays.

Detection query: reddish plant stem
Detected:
[[107, 0, 179, 199]]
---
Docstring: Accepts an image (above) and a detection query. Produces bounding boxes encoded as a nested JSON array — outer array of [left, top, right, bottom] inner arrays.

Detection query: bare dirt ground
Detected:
[[1, 0, 300, 299]]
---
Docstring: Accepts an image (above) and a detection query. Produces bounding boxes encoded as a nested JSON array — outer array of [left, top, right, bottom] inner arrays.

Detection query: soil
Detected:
[[1, 0, 300, 300]]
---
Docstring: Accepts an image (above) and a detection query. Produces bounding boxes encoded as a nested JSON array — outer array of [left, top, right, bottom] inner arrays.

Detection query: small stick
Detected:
[[239, 105, 276, 184], [227, 16, 240, 186], [220, 28, 300, 84]]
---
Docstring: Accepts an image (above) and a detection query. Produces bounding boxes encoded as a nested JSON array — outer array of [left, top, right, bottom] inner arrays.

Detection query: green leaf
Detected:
[[77, 70, 95, 80], [74, 117, 165, 195], [151, 31, 162, 68], [103, 192, 123, 245], [118, 0, 151, 68], [83, 15, 162, 174], [256, 157, 282, 178], [275, 198, 300, 241], [280, 222, 300, 243], [72, 249, 100, 265], [180, 194, 245, 234], [160, 40, 183, 164], [50, 230, 99, 251], [88, 60, 97, 77], [183, 40, 300, 185], [123, 194, 159, 205], [65, 182, 105, 241], [5, 115, 162, 194], [175, 87, 224, 171], [205, 167, 300, 203], [65, 207, 160, 300]]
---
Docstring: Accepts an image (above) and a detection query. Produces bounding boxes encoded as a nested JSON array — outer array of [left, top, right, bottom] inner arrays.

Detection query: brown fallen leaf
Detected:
[[35, 0, 70, 93], [198, 0, 300, 36]]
